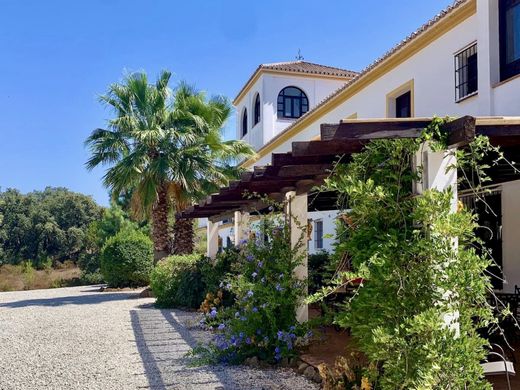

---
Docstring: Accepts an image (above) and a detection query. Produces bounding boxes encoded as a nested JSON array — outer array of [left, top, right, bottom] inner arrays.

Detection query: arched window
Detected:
[[241, 108, 248, 137], [277, 86, 308, 119], [253, 93, 261, 126]]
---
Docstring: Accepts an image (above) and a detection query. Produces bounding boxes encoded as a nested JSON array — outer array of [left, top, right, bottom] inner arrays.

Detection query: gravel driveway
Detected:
[[0, 286, 318, 390]]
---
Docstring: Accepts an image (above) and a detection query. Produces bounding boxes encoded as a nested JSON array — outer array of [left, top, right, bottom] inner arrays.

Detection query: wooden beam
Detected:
[[321, 119, 432, 141], [477, 124, 520, 138], [277, 164, 332, 177], [292, 139, 365, 157], [271, 152, 336, 166], [445, 116, 476, 148]]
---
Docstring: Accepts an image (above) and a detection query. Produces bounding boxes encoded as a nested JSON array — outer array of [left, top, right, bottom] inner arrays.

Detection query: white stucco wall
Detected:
[[235, 73, 346, 151], [501, 180, 520, 293], [308, 210, 338, 255]]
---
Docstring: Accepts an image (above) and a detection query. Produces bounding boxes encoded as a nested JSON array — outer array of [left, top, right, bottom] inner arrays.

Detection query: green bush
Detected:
[[150, 254, 204, 308], [151, 249, 238, 309], [78, 252, 100, 275], [100, 230, 153, 288]]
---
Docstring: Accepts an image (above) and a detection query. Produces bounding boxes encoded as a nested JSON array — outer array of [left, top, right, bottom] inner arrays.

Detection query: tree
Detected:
[[85, 71, 253, 259], [0, 187, 102, 265]]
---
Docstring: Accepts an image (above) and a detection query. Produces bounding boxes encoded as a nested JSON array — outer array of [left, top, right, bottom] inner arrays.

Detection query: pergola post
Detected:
[[234, 211, 249, 246], [285, 191, 309, 323], [206, 220, 219, 259], [416, 145, 460, 336], [415, 145, 458, 210]]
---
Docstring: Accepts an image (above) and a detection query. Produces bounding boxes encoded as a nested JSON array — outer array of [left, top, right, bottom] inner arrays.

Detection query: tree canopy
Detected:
[[0, 187, 102, 266]]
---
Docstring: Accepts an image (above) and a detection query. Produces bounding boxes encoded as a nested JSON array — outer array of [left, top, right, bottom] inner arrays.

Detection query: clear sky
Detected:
[[0, 0, 453, 206]]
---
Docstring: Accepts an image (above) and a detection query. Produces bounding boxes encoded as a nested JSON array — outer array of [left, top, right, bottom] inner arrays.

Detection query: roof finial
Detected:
[[295, 49, 304, 61]]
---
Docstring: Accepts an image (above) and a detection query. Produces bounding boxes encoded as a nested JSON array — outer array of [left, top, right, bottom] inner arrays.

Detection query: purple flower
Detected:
[[252, 307, 258, 313], [247, 290, 254, 298], [275, 346, 280, 354], [246, 337, 252, 345], [275, 284, 283, 292], [210, 308, 217, 318], [246, 254, 254, 262], [278, 273, 284, 279], [289, 333, 296, 339], [277, 331, 284, 340], [218, 323, 226, 330], [258, 261, 263, 268], [289, 325, 295, 331], [226, 283, 232, 290], [261, 303, 267, 309], [252, 272, 258, 279], [239, 332, 244, 339], [240, 316, 247, 321], [235, 311, 240, 318]]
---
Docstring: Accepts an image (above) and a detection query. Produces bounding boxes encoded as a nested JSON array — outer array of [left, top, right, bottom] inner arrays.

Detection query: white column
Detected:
[[286, 191, 309, 323], [416, 145, 460, 336], [234, 211, 250, 246], [207, 220, 219, 259], [421, 147, 458, 211]]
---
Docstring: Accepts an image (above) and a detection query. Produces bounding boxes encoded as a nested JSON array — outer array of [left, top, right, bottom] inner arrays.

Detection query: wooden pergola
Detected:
[[179, 116, 520, 222], [179, 116, 520, 322]]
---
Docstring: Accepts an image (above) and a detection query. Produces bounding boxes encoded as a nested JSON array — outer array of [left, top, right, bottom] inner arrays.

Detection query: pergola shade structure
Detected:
[[178, 116, 520, 222]]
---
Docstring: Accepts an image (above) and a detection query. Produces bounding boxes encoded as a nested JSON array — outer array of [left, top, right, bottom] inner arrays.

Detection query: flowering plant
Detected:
[[196, 212, 310, 364]]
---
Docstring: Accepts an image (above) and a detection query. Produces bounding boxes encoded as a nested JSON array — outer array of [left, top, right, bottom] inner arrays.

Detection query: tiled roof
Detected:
[[234, 61, 358, 104], [245, 0, 473, 161], [260, 61, 358, 78]]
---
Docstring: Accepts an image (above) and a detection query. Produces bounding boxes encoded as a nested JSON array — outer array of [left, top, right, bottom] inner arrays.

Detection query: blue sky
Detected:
[[0, 0, 452, 206]]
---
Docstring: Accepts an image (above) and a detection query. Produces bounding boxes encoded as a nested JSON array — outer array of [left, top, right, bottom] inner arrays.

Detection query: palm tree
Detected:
[[85, 71, 254, 259]]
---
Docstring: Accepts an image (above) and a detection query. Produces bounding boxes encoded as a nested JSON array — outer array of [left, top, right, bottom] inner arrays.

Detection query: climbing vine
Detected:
[[310, 118, 516, 389]]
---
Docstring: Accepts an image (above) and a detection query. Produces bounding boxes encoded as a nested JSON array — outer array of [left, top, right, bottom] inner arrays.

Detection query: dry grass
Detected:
[[0, 263, 82, 292]]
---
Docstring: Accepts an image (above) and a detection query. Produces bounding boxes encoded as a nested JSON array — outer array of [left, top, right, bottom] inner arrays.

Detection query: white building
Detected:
[[204, 0, 520, 291]]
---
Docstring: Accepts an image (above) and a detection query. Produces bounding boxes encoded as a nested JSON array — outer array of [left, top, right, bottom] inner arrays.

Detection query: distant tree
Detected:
[[0, 187, 102, 266], [85, 71, 253, 259]]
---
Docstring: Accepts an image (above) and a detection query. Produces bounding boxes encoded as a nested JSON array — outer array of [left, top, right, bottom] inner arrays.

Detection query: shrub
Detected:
[[80, 270, 104, 285], [195, 214, 310, 364], [151, 254, 204, 308], [151, 249, 238, 309], [100, 230, 153, 288]]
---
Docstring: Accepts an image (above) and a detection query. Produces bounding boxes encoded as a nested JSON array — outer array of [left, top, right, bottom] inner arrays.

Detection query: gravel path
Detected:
[[0, 286, 318, 390]]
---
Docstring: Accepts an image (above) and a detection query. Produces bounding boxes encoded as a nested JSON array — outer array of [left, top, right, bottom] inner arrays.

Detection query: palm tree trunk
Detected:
[[172, 217, 194, 255], [151, 184, 170, 262]]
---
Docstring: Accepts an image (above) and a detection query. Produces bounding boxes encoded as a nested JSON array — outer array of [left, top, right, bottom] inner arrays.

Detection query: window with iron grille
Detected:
[[314, 220, 323, 249], [455, 44, 478, 102]]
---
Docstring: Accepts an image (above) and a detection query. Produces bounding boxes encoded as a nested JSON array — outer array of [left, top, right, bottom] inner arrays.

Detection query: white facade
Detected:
[[208, 0, 520, 290], [235, 73, 347, 151]]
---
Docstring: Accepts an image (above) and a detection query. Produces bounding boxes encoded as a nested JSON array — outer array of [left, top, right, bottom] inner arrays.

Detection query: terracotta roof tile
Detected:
[[234, 61, 357, 104], [260, 61, 358, 78]]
